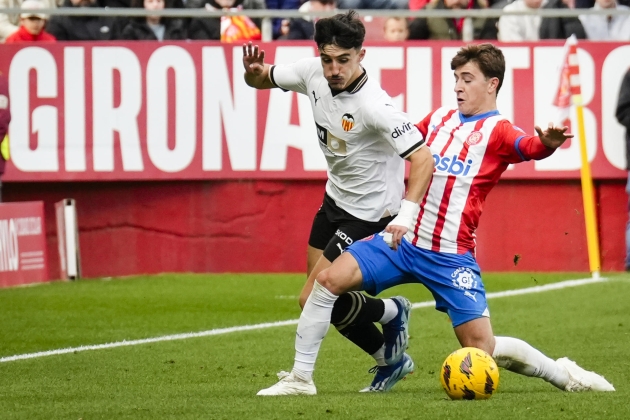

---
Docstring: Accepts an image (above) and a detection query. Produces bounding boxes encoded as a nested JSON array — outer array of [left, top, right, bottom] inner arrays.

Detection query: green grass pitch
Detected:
[[0, 272, 629, 419]]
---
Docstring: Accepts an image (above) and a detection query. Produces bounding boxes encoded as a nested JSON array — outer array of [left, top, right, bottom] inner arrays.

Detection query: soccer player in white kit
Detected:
[[243, 10, 435, 393], [256, 43, 616, 396]]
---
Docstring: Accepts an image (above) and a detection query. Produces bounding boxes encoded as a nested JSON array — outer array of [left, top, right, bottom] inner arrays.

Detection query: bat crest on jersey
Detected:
[[341, 113, 355, 132], [466, 131, 483, 146]]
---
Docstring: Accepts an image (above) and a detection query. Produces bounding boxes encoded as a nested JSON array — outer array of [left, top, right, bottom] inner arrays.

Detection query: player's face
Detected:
[[453, 61, 498, 116], [319, 45, 365, 91]]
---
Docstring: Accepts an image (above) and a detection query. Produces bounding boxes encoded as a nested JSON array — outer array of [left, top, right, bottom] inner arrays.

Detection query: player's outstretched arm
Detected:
[[385, 146, 435, 250], [535, 123, 574, 150], [242, 41, 275, 90]]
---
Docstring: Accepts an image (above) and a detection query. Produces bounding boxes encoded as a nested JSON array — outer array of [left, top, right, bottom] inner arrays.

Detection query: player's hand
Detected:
[[384, 224, 408, 251], [536, 123, 574, 149], [242, 41, 265, 76]]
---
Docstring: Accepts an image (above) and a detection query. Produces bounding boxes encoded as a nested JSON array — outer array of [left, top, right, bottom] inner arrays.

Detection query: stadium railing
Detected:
[[0, 7, 628, 41]]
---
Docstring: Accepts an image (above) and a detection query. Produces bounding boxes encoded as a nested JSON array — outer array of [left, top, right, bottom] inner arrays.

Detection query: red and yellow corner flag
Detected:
[[553, 35, 601, 278]]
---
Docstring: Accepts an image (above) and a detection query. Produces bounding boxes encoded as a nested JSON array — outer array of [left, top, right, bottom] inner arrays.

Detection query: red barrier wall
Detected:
[[5, 180, 625, 279]]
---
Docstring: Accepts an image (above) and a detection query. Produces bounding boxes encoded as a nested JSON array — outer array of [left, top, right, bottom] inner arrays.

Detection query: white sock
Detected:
[[378, 299, 398, 324], [371, 345, 387, 367], [292, 281, 338, 382], [492, 336, 569, 390]]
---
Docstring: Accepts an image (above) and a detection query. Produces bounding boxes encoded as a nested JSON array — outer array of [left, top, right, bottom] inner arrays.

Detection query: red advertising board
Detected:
[[0, 201, 48, 287], [0, 41, 628, 181]]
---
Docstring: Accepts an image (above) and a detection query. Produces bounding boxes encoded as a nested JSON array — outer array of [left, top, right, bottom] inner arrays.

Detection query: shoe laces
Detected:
[[276, 371, 291, 380]]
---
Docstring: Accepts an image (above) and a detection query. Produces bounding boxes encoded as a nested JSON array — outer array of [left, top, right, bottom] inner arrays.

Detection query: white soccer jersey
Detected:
[[270, 57, 425, 222], [406, 107, 555, 254]]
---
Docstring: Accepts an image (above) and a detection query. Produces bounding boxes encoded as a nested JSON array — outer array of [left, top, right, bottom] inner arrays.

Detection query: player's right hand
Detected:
[[242, 41, 265, 76]]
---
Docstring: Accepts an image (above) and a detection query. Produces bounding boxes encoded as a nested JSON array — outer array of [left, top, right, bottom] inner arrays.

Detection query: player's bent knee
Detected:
[[315, 269, 346, 296]]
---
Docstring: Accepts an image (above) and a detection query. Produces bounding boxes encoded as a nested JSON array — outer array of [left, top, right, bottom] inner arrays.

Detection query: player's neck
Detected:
[[346, 66, 364, 86]]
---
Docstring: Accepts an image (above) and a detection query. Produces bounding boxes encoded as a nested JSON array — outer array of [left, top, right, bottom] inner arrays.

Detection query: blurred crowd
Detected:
[[0, 0, 628, 43]]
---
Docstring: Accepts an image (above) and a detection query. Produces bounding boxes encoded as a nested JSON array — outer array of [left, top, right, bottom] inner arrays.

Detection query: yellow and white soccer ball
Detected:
[[440, 347, 500, 400]]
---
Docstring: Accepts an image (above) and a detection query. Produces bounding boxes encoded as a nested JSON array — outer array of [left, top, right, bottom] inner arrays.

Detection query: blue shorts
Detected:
[[346, 233, 489, 327]]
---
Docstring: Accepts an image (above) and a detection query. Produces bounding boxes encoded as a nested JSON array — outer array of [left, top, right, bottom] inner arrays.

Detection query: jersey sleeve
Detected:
[[491, 120, 555, 164], [414, 112, 433, 138], [368, 102, 426, 159], [269, 57, 316, 95]]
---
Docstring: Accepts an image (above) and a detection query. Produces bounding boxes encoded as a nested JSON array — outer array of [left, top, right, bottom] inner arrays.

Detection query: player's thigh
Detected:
[[410, 249, 490, 329], [307, 205, 337, 273], [321, 216, 393, 263], [453, 317, 495, 355], [316, 252, 365, 296], [345, 233, 411, 296], [306, 245, 324, 278]]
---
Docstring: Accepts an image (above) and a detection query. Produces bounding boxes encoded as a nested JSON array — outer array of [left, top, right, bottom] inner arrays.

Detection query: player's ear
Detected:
[[488, 77, 499, 94], [358, 48, 366, 62]]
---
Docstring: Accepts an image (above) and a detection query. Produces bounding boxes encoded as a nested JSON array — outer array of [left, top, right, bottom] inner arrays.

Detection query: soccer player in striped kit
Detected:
[[257, 43, 615, 396]]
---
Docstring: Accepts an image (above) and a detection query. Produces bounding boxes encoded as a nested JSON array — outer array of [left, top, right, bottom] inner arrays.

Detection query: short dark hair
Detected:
[[451, 43, 505, 94], [314, 10, 365, 51]]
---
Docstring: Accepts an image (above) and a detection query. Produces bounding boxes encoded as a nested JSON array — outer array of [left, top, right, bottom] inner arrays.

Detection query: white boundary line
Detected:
[[0, 276, 607, 363]]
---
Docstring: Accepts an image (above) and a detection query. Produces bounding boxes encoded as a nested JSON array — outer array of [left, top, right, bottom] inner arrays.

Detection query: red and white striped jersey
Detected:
[[406, 107, 555, 254]]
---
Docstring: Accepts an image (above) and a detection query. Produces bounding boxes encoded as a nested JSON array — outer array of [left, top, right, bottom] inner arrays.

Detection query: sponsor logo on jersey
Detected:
[[341, 113, 355, 132], [451, 267, 477, 290], [312, 90, 320, 105], [466, 131, 483, 146], [316, 121, 348, 156], [391, 122, 414, 138], [433, 154, 474, 176]]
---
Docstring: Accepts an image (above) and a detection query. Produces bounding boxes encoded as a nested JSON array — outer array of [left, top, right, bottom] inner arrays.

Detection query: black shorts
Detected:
[[308, 194, 396, 262]]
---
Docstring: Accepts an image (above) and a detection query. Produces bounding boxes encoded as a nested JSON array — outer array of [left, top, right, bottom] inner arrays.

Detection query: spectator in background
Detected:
[[284, 0, 335, 39], [0, 0, 58, 42], [120, 0, 186, 39], [498, 0, 545, 41], [265, 0, 301, 39], [46, 0, 122, 40], [4, 0, 56, 42], [539, 0, 587, 39], [188, 0, 265, 41], [338, 0, 405, 11], [0, 72, 8, 202], [579, 0, 630, 40], [616, 68, 630, 271], [383, 16, 408, 41], [408, 0, 497, 40], [574, 0, 628, 8]]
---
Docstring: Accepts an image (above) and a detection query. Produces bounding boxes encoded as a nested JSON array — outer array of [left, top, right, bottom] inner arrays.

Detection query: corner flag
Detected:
[[553, 35, 601, 278]]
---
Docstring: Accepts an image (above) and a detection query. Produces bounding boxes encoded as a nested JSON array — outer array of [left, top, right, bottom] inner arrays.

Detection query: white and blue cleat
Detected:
[[360, 353, 415, 392], [382, 296, 412, 365]]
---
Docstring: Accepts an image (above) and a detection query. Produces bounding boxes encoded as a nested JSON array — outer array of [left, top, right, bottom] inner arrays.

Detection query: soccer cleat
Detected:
[[256, 370, 317, 396], [382, 296, 412, 365], [556, 357, 615, 392], [359, 353, 415, 393]]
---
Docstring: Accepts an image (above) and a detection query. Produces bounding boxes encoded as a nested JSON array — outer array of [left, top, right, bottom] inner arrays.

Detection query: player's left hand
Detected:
[[384, 224, 408, 251], [536, 123, 574, 149]]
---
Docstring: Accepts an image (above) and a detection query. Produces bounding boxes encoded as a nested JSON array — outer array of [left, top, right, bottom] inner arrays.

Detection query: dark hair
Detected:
[[451, 43, 505, 94], [314, 10, 365, 51]]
